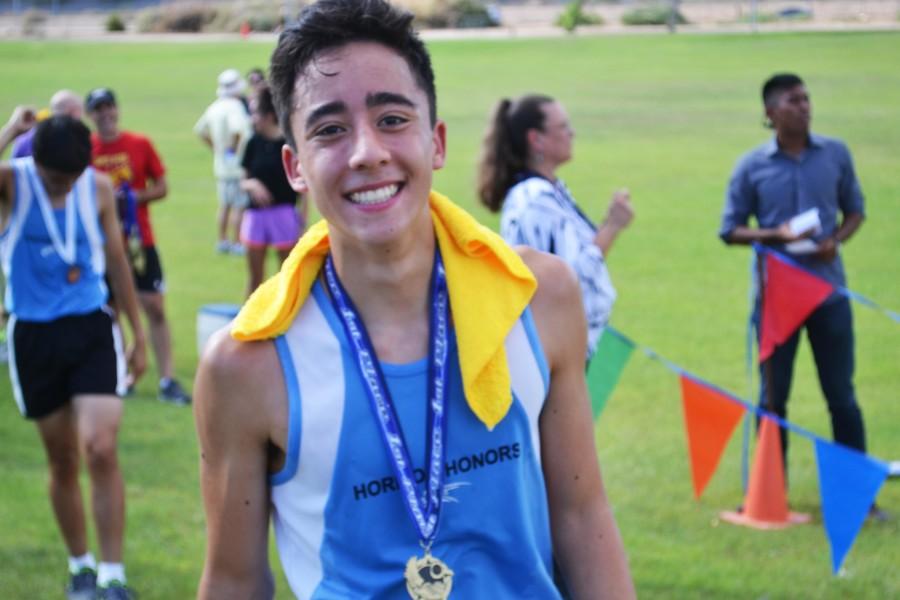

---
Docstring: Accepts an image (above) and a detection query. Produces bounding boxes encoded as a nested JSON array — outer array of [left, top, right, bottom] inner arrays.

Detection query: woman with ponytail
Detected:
[[478, 94, 634, 360]]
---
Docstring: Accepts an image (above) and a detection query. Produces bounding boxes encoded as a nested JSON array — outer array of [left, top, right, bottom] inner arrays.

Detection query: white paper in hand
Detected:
[[785, 239, 819, 255], [788, 208, 821, 236]]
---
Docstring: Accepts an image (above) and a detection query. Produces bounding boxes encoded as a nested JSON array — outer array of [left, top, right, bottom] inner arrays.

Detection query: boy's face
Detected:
[[282, 41, 446, 249]]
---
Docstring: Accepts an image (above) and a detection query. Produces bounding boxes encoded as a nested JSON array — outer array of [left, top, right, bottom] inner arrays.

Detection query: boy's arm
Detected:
[[96, 173, 147, 380], [521, 248, 636, 599], [194, 332, 283, 599]]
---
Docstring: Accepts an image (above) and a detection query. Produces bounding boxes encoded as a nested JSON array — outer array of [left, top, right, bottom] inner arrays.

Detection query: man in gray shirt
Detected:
[[719, 73, 867, 469]]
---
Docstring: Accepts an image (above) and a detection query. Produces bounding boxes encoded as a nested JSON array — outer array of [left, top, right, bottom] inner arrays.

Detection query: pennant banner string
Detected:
[[752, 243, 900, 324], [608, 326, 892, 473]]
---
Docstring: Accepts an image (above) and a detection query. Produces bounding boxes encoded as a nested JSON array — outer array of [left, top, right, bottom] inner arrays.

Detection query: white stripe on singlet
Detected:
[[2, 161, 34, 277], [271, 293, 346, 600], [101, 305, 128, 396], [6, 315, 26, 416], [75, 169, 106, 277]]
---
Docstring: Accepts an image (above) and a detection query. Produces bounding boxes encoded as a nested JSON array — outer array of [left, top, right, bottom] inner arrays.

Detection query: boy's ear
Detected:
[[282, 144, 308, 193], [431, 119, 447, 171]]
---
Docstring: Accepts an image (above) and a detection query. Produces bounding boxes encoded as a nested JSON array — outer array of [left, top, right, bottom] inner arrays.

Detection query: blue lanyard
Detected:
[[324, 250, 450, 546], [117, 183, 138, 239]]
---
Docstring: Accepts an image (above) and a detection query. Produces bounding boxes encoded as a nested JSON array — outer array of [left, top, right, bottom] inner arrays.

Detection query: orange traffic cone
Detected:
[[719, 416, 811, 529]]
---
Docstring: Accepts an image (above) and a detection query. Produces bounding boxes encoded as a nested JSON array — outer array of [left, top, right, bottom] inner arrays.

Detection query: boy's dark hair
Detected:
[[762, 73, 804, 106], [32, 115, 92, 175], [269, 0, 436, 149]]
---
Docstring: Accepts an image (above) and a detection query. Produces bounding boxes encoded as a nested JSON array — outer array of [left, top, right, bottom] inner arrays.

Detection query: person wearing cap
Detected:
[[194, 68, 253, 255], [85, 87, 192, 406], [1, 106, 147, 600]]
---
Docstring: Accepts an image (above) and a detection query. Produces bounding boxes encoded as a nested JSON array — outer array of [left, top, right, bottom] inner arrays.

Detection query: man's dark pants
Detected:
[[756, 296, 867, 461]]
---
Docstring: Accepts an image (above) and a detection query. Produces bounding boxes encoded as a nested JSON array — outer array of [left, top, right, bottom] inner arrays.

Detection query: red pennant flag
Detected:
[[679, 375, 746, 499], [759, 252, 834, 363]]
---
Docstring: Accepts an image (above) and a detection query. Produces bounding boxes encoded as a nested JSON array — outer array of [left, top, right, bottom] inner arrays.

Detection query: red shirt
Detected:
[[91, 131, 165, 247]]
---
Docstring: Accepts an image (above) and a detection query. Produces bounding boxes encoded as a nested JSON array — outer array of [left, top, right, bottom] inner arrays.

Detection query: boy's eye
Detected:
[[381, 115, 408, 127], [314, 124, 344, 137]]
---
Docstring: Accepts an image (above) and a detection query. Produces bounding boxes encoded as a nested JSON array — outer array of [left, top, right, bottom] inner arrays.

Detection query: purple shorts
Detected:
[[240, 204, 302, 250]]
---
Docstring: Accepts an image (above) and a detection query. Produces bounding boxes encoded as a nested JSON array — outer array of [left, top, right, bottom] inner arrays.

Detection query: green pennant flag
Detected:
[[586, 327, 634, 419]]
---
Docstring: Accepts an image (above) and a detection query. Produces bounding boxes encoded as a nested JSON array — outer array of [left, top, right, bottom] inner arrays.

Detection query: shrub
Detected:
[[405, 0, 499, 29], [206, 3, 286, 33], [136, 5, 219, 33], [448, 0, 499, 28], [106, 13, 127, 33], [735, 7, 811, 25], [622, 5, 688, 26], [21, 9, 48, 37], [135, 8, 162, 33], [557, 0, 604, 33], [163, 7, 218, 33]]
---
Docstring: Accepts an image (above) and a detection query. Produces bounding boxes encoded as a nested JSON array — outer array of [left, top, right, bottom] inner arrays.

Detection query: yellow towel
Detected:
[[232, 191, 537, 429]]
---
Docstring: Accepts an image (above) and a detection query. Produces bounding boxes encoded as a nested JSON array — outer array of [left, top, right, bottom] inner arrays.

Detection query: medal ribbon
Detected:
[[29, 166, 77, 266], [324, 250, 449, 545], [118, 182, 139, 240]]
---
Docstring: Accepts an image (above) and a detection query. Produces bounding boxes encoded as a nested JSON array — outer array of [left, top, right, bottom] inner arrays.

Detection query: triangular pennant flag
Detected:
[[679, 375, 747, 499], [814, 439, 888, 573], [586, 328, 634, 419], [759, 252, 834, 363]]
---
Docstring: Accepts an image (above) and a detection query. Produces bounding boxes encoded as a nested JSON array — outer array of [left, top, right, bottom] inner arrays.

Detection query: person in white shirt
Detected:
[[478, 94, 634, 361], [194, 69, 253, 255]]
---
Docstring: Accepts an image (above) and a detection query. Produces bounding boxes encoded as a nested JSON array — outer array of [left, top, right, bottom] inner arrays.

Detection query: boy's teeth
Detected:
[[349, 184, 398, 205]]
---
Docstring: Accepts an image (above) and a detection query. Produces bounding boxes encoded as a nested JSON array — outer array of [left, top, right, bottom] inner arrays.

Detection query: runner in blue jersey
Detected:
[[0, 109, 147, 600], [193, 1, 635, 598]]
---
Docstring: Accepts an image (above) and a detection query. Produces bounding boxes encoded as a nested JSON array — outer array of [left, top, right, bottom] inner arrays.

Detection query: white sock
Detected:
[[97, 562, 126, 586], [68, 552, 96, 575], [159, 377, 172, 388]]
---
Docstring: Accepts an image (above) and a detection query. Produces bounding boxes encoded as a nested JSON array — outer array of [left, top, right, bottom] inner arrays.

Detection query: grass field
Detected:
[[1, 30, 899, 599]]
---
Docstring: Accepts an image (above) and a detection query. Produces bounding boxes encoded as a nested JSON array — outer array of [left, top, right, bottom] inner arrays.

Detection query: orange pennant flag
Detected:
[[679, 375, 747, 499]]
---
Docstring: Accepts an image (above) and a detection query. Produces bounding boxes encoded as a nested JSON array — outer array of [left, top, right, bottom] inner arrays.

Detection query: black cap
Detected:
[[85, 88, 116, 110]]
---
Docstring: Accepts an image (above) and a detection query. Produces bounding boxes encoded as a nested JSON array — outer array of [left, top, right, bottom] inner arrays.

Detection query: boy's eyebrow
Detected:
[[304, 93, 416, 130], [366, 92, 415, 110], [305, 101, 347, 129]]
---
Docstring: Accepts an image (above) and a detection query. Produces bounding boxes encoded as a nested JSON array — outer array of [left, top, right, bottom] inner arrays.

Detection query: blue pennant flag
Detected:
[[814, 439, 889, 573]]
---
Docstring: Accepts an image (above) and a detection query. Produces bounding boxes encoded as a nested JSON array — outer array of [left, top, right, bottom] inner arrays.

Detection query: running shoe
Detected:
[[65, 567, 97, 600], [158, 378, 191, 406], [97, 580, 137, 600]]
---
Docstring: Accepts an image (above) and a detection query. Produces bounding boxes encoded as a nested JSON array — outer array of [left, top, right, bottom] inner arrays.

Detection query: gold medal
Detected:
[[128, 235, 146, 275], [404, 552, 454, 600], [67, 265, 81, 284]]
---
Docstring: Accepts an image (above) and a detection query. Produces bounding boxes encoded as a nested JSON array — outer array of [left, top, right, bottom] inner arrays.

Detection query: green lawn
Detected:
[[1, 31, 899, 599]]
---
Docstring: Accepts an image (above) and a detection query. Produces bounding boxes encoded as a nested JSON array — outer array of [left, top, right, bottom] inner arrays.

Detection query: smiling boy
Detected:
[[193, 1, 634, 598]]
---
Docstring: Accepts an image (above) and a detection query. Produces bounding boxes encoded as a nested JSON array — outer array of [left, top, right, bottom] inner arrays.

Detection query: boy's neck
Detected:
[[330, 213, 437, 363]]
